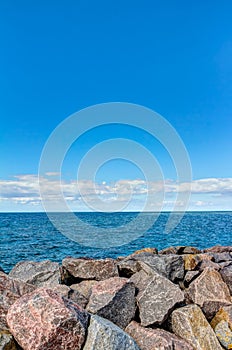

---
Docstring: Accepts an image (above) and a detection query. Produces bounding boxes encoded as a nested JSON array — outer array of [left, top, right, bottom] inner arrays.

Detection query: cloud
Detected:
[[0, 175, 232, 211]]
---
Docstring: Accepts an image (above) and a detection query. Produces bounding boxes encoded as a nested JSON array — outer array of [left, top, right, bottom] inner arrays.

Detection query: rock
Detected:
[[9, 260, 61, 287], [132, 247, 158, 255], [214, 320, 232, 349], [0, 273, 35, 330], [125, 320, 193, 350], [86, 277, 136, 329], [62, 258, 118, 281], [7, 288, 89, 350], [117, 259, 141, 278], [209, 252, 232, 263], [126, 254, 184, 282], [131, 269, 185, 326], [70, 280, 98, 300], [83, 315, 140, 350], [0, 329, 18, 350], [204, 246, 232, 253], [183, 254, 213, 271], [186, 267, 231, 319], [211, 305, 232, 330], [171, 304, 223, 350], [198, 259, 221, 272], [159, 246, 201, 255], [220, 264, 232, 294], [184, 270, 200, 286], [52, 284, 88, 308]]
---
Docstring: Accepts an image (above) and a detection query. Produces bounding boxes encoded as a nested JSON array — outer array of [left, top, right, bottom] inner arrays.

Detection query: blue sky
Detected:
[[0, 0, 232, 211]]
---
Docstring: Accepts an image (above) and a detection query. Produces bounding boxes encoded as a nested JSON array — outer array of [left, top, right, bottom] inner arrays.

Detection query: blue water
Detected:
[[0, 211, 232, 272]]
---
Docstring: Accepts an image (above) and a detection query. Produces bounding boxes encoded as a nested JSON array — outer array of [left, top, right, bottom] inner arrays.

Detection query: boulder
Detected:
[[83, 315, 140, 350], [0, 273, 35, 330], [159, 246, 201, 255], [184, 270, 200, 286], [86, 277, 136, 329], [171, 304, 223, 350], [204, 246, 232, 253], [132, 247, 158, 255], [130, 269, 185, 326], [62, 258, 118, 281], [52, 284, 88, 309], [7, 288, 89, 350], [220, 263, 232, 294], [0, 329, 18, 350], [183, 254, 213, 271], [186, 267, 231, 319], [117, 259, 141, 278], [70, 280, 98, 300], [124, 254, 184, 282], [214, 320, 232, 349], [125, 321, 193, 350], [209, 252, 232, 263], [211, 305, 232, 330], [9, 260, 61, 287]]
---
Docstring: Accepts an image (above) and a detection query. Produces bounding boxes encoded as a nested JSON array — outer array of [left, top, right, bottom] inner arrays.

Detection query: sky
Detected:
[[0, 0, 232, 212]]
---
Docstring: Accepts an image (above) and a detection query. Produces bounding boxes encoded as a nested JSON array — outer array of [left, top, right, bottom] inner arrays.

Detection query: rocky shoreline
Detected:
[[1, 245, 232, 349]]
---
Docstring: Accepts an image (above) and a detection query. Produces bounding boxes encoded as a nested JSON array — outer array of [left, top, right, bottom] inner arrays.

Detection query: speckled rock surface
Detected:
[[214, 320, 232, 349], [183, 254, 213, 271], [211, 305, 232, 330], [7, 287, 89, 350], [62, 258, 118, 281], [83, 315, 140, 350], [70, 280, 98, 300], [0, 273, 35, 330], [52, 284, 88, 308], [9, 260, 61, 287], [86, 277, 136, 329], [125, 321, 194, 350], [186, 267, 231, 319], [220, 263, 232, 295], [171, 304, 223, 350], [131, 269, 185, 326]]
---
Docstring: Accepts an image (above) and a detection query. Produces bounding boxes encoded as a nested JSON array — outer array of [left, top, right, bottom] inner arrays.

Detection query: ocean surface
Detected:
[[0, 211, 232, 272]]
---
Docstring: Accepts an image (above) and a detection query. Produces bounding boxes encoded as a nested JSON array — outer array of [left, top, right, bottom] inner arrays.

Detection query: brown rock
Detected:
[[211, 305, 232, 329], [159, 246, 179, 254], [198, 259, 221, 271], [209, 252, 232, 263], [86, 277, 136, 329], [131, 268, 185, 326], [0, 273, 35, 330], [7, 288, 89, 350], [70, 280, 98, 300], [159, 246, 201, 255], [183, 253, 213, 271], [62, 258, 118, 281], [171, 304, 223, 350], [132, 247, 158, 255], [186, 267, 231, 319], [9, 260, 61, 287], [220, 263, 232, 294], [125, 320, 193, 350], [204, 246, 232, 253], [184, 270, 200, 286]]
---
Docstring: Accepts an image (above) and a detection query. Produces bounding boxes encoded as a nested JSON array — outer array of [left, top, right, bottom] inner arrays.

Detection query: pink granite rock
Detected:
[[7, 287, 89, 350], [125, 321, 194, 350], [62, 257, 118, 281], [0, 273, 35, 330], [86, 277, 136, 329], [186, 267, 231, 319]]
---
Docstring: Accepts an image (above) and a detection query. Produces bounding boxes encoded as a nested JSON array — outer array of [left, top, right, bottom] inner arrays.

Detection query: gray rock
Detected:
[[131, 269, 185, 326], [86, 277, 136, 329], [62, 258, 118, 281], [214, 320, 232, 349], [204, 246, 232, 253], [171, 304, 223, 350], [125, 321, 193, 350], [0, 330, 18, 349], [9, 260, 61, 287], [117, 259, 141, 278], [125, 254, 184, 282], [52, 284, 88, 309], [184, 270, 200, 286], [220, 263, 232, 294], [209, 252, 232, 263], [83, 315, 140, 350], [186, 267, 231, 319], [70, 280, 98, 301]]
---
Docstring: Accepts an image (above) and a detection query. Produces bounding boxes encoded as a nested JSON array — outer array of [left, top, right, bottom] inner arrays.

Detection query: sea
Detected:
[[0, 211, 232, 272]]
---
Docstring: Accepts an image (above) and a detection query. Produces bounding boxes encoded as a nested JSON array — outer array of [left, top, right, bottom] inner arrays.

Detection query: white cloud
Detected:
[[0, 175, 232, 211]]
